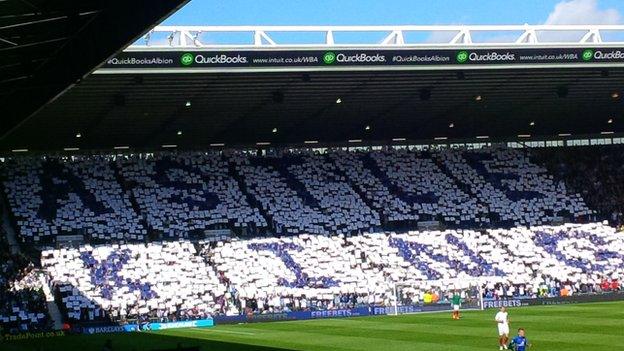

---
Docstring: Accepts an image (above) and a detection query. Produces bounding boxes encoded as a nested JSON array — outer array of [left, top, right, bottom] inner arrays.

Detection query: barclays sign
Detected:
[[84, 325, 137, 334]]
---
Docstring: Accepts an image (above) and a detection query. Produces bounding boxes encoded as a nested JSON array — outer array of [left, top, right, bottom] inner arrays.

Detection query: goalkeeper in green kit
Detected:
[[451, 291, 462, 320]]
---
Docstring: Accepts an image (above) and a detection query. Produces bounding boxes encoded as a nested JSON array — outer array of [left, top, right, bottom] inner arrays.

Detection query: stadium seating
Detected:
[[37, 223, 624, 320], [370, 149, 489, 226], [0, 228, 50, 332], [1, 146, 620, 325], [1, 156, 144, 243], [117, 152, 267, 238], [435, 148, 591, 227], [1, 147, 594, 242], [535, 145, 624, 225], [329, 150, 419, 224], [216, 222, 623, 310], [231, 152, 379, 236], [42, 241, 227, 322]]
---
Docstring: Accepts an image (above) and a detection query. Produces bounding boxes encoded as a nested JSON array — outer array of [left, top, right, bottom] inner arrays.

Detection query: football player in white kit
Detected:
[[495, 306, 510, 350]]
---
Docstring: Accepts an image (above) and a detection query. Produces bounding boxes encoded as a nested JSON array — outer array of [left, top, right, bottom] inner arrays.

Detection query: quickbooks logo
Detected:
[[180, 53, 194, 66], [456, 51, 469, 63], [582, 49, 594, 61], [592, 50, 624, 60], [324, 51, 387, 65], [180, 53, 248, 65], [323, 51, 336, 64]]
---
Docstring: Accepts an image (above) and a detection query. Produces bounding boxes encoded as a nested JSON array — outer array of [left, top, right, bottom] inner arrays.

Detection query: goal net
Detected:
[[391, 278, 484, 315]]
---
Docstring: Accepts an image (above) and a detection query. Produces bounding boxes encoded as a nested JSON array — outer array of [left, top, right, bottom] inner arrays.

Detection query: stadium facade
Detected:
[[3, 25, 624, 151]]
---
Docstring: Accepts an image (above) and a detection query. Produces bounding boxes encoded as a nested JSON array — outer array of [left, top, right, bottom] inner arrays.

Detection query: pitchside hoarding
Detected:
[[100, 48, 624, 71], [483, 292, 624, 309], [60, 293, 624, 334], [79, 318, 214, 334], [214, 307, 371, 324]]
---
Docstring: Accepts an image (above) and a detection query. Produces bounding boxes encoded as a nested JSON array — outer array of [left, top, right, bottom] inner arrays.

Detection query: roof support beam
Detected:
[[450, 30, 472, 44], [580, 29, 602, 43], [254, 31, 276, 46], [515, 29, 537, 44], [381, 30, 405, 46], [138, 25, 624, 48]]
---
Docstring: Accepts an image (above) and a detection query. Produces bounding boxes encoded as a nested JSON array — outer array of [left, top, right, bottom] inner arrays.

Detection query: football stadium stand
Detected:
[[32, 222, 624, 323], [2, 156, 145, 243], [43, 241, 225, 323], [535, 146, 624, 226], [0, 226, 50, 332], [1, 147, 593, 242], [0, 146, 622, 331], [117, 152, 267, 239]]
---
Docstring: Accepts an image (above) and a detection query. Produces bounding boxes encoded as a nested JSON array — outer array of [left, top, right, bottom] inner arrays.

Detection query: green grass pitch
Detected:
[[2, 301, 623, 351]]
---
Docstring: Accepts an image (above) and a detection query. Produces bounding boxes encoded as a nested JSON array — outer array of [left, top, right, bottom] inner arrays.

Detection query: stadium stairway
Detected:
[[39, 273, 64, 330], [1, 196, 20, 255]]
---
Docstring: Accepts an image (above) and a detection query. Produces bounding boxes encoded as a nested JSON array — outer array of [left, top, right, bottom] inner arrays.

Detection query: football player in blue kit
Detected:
[[508, 328, 531, 351]]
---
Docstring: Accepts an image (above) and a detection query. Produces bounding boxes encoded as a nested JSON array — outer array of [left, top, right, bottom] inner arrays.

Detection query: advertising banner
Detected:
[[372, 303, 465, 315], [68, 292, 624, 331], [79, 319, 213, 334], [371, 305, 422, 315], [214, 307, 371, 325], [83, 324, 138, 334], [526, 292, 624, 306], [214, 304, 462, 324], [483, 299, 527, 309], [147, 319, 214, 331], [307, 307, 370, 319], [483, 292, 624, 309], [100, 48, 624, 71]]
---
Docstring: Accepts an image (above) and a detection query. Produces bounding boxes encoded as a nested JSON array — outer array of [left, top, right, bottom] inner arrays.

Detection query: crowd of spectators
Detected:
[[0, 146, 623, 328], [0, 147, 594, 244], [37, 222, 623, 322], [42, 241, 227, 324], [482, 278, 621, 300], [232, 292, 371, 315], [535, 146, 624, 226], [0, 224, 50, 333]]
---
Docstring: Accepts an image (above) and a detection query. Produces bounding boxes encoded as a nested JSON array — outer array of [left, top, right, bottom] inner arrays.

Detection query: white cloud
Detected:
[[425, 31, 457, 43], [545, 0, 621, 25], [538, 0, 622, 42], [422, 0, 622, 44]]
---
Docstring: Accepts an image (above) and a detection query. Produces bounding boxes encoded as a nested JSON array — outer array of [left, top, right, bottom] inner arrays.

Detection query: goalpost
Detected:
[[391, 278, 485, 316]]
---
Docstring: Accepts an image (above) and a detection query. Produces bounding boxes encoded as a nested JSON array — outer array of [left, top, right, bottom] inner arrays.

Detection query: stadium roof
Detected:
[[2, 24, 624, 152], [0, 0, 189, 143], [135, 24, 624, 48]]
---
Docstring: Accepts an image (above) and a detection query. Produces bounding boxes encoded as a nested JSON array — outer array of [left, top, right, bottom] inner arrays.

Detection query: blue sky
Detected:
[[162, 0, 624, 26]]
